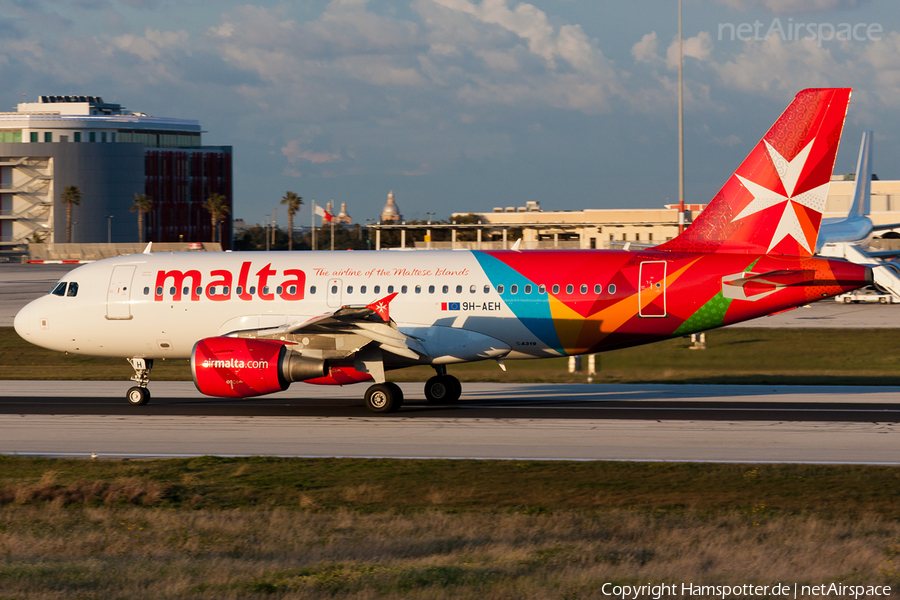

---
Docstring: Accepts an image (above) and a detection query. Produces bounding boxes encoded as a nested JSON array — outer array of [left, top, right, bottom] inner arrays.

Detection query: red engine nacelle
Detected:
[[191, 337, 327, 398]]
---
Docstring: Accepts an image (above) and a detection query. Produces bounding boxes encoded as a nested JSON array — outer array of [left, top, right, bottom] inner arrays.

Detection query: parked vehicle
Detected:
[[835, 287, 894, 304]]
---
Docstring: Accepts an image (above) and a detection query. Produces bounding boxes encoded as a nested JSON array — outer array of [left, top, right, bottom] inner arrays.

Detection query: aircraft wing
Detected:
[[252, 292, 426, 360]]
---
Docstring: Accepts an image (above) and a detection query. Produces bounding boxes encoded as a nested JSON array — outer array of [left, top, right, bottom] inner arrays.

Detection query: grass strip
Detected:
[[1, 457, 899, 599], [4, 326, 900, 384], [2, 456, 900, 517]]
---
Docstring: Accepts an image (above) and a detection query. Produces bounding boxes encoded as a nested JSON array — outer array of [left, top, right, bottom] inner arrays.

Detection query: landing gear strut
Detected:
[[364, 382, 404, 413], [424, 366, 461, 405], [126, 358, 153, 406]]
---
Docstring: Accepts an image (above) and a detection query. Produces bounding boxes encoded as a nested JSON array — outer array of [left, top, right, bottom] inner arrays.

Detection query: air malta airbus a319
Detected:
[[15, 88, 872, 412]]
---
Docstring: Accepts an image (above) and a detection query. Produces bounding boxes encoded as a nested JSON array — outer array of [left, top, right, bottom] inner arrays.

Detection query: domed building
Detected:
[[381, 190, 402, 222], [337, 202, 351, 224]]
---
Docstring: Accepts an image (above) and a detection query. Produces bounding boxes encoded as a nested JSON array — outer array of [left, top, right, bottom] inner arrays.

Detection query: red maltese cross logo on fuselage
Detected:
[[731, 137, 828, 254]]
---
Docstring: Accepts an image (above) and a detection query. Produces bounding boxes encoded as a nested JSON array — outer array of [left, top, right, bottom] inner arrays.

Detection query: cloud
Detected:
[[666, 32, 713, 69], [282, 140, 342, 164], [713, 0, 870, 14], [632, 32, 659, 64], [112, 28, 189, 61]]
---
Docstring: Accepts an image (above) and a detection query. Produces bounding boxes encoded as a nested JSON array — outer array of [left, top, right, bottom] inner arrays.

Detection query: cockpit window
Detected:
[[51, 282, 67, 296], [66, 282, 79, 297]]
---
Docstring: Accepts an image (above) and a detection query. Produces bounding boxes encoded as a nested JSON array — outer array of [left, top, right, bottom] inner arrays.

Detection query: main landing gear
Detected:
[[362, 368, 462, 413], [424, 366, 461, 405], [126, 358, 153, 406]]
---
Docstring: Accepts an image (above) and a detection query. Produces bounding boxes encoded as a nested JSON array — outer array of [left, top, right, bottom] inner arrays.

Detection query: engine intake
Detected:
[[192, 337, 327, 398]]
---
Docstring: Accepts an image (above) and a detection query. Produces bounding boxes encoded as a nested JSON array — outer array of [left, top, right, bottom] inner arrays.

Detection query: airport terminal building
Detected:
[[368, 179, 900, 251], [0, 95, 232, 254]]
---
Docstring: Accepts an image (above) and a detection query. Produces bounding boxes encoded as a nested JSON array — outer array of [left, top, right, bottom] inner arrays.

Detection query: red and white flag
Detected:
[[314, 205, 333, 223]]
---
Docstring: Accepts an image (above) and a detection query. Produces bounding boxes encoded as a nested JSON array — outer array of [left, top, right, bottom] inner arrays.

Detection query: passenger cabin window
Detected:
[[538, 285, 546, 294], [388, 285, 394, 293], [552, 284, 560, 294], [580, 284, 587, 294], [236, 286, 243, 295], [497, 284, 504, 294], [484, 285, 490, 294], [415, 285, 422, 294], [456, 285, 462, 294], [143, 287, 150, 296], [51, 282, 67, 296], [360, 285, 367, 294], [469, 285, 476, 294], [511, 284, 518, 294], [442, 285, 449, 294], [249, 286, 256, 295], [609, 284, 616, 294], [524, 284, 532, 294], [276, 286, 283, 295], [428, 285, 435, 294], [66, 282, 78, 297], [594, 284, 602, 294], [347, 286, 353, 294], [331, 285, 338, 294], [310, 286, 317, 294], [169, 287, 177, 296], [195, 286, 202, 297], [183, 287, 189, 297], [287, 286, 296, 295], [374, 285, 380, 294], [156, 286, 163, 296], [566, 284, 574, 294], [401, 285, 408, 294]]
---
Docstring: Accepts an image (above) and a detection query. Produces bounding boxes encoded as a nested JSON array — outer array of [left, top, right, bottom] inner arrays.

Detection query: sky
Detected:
[[2, 0, 899, 229]]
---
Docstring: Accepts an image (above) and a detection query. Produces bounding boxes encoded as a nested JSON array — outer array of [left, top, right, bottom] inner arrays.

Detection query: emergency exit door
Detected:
[[638, 261, 667, 317], [107, 265, 135, 320]]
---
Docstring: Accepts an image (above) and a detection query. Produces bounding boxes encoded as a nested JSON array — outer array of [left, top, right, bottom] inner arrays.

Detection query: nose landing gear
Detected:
[[126, 358, 153, 406]]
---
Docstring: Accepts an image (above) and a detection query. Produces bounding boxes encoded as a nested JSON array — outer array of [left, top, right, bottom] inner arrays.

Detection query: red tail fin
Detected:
[[659, 88, 851, 256]]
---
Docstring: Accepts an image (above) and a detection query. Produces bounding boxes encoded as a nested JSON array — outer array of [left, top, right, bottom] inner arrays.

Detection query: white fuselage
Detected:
[[14, 251, 558, 363]]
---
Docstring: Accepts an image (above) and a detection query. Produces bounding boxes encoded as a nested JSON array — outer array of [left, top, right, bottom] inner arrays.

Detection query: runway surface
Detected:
[[1, 382, 898, 464]]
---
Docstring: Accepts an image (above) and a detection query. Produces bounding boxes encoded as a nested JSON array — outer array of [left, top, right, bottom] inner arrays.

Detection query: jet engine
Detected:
[[191, 337, 327, 398]]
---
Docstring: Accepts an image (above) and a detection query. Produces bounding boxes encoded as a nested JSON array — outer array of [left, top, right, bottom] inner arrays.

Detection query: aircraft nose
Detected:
[[14, 298, 41, 342]]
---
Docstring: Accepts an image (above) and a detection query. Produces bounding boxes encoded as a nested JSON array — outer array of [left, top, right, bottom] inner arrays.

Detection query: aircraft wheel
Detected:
[[445, 375, 462, 403], [365, 383, 401, 413], [843, 297, 852, 304], [880, 297, 888, 304], [425, 375, 459, 405], [126, 386, 150, 406], [385, 382, 404, 410]]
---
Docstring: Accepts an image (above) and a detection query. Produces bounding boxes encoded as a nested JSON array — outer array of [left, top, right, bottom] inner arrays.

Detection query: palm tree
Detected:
[[60, 185, 83, 243], [130, 193, 153, 244], [280, 191, 303, 250], [203, 193, 230, 244]]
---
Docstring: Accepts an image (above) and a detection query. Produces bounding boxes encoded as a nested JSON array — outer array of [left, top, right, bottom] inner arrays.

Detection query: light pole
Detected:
[[107, 215, 114, 243], [264, 214, 270, 251]]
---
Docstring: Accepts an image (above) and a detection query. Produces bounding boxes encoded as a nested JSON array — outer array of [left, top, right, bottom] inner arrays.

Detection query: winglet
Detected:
[[142, 242, 152, 254], [366, 292, 399, 322], [511, 238, 522, 251]]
